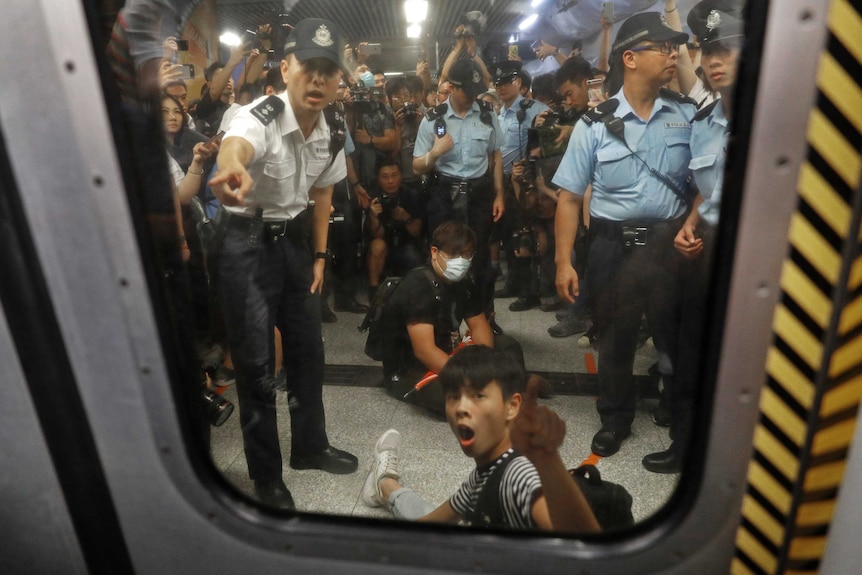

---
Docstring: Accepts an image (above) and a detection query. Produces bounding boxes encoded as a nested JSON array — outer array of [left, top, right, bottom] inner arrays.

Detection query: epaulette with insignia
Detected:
[[693, 99, 719, 122], [476, 99, 494, 126], [250, 95, 285, 126], [659, 87, 698, 106], [323, 103, 346, 167], [581, 99, 620, 125], [425, 103, 448, 122]]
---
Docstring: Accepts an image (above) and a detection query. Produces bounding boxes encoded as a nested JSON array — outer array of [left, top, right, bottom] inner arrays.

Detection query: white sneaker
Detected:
[[362, 429, 402, 508]]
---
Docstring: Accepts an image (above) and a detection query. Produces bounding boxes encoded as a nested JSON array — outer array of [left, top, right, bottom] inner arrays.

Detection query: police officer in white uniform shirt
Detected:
[[553, 12, 696, 459], [209, 18, 358, 510]]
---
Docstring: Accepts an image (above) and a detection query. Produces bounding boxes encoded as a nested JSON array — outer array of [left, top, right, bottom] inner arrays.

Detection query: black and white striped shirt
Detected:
[[449, 449, 542, 529]]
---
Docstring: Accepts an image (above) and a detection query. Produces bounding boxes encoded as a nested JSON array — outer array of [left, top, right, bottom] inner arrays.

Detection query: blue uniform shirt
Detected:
[[498, 94, 548, 174], [689, 99, 728, 227], [414, 100, 501, 180], [553, 90, 696, 222]]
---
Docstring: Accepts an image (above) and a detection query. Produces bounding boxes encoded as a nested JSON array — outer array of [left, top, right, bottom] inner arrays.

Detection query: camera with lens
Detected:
[[201, 387, 234, 427], [350, 85, 376, 114], [519, 157, 538, 195], [402, 102, 418, 120], [455, 10, 486, 38], [512, 226, 536, 257]]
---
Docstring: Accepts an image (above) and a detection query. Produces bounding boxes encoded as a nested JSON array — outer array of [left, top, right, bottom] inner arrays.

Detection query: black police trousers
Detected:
[[587, 221, 684, 432], [214, 219, 329, 483]]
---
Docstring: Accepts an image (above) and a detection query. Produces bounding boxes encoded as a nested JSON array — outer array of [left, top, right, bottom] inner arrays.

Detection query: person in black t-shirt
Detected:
[[380, 221, 523, 416], [365, 159, 427, 300]]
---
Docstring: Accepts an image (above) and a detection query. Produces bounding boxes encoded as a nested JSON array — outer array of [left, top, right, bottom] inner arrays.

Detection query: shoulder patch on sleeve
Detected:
[[582, 99, 620, 125], [693, 99, 719, 122], [250, 95, 285, 126], [659, 87, 698, 106]]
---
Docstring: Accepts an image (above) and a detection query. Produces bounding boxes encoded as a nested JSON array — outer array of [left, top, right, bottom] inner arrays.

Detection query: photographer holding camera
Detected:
[[366, 160, 426, 299], [386, 77, 423, 185]]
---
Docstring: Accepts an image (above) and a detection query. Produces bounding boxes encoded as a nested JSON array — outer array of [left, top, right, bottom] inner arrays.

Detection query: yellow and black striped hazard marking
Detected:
[[732, 1, 862, 573]]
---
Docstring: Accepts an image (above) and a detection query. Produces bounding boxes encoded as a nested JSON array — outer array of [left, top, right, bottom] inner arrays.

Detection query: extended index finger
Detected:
[[522, 375, 547, 409]]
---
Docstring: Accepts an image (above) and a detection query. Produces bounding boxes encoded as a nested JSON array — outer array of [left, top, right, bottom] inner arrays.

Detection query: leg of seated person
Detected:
[[383, 480, 436, 520], [367, 237, 388, 290]]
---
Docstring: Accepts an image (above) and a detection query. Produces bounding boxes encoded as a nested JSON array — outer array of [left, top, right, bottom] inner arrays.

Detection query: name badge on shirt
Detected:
[[665, 121, 690, 129], [315, 146, 330, 155]]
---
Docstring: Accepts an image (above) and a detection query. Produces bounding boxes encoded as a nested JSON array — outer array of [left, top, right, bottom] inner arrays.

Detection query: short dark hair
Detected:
[[438, 346, 525, 400], [376, 157, 401, 175], [164, 79, 188, 91], [531, 73, 559, 105], [430, 221, 476, 256], [204, 62, 224, 83], [264, 66, 286, 92], [386, 77, 409, 100], [555, 56, 592, 88], [405, 75, 424, 95]]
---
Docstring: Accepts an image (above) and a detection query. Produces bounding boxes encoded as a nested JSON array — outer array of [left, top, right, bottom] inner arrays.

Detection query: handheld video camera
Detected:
[[455, 11, 486, 38]]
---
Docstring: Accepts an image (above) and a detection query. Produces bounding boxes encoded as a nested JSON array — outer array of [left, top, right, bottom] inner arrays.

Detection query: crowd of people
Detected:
[[109, 0, 744, 530]]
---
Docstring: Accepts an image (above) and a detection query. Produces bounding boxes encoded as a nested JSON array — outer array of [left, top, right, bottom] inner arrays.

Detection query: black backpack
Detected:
[[358, 267, 437, 361], [470, 453, 634, 531], [569, 464, 634, 531]]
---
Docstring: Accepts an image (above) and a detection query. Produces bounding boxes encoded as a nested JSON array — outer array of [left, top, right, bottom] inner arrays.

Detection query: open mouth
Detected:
[[457, 425, 475, 446]]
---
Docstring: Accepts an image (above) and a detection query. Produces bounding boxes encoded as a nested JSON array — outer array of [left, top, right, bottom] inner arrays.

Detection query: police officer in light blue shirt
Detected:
[[494, 61, 549, 175], [553, 12, 695, 459], [492, 61, 549, 309], [413, 58, 505, 330], [642, 8, 744, 474]]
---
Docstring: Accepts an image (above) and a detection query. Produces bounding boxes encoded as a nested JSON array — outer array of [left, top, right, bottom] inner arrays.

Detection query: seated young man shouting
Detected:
[[379, 221, 523, 417], [363, 345, 600, 533]]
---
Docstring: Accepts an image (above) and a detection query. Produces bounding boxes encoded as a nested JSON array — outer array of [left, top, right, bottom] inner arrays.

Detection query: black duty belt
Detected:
[[590, 216, 684, 248], [432, 173, 490, 191], [225, 209, 309, 243]]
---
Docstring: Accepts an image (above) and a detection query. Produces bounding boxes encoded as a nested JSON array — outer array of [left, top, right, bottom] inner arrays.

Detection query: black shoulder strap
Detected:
[[659, 87, 698, 106], [250, 95, 285, 126], [581, 98, 620, 126], [693, 99, 719, 122], [425, 103, 448, 122], [476, 99, 494, 127], [467, 449, 519, 528], [323, 103, 347, 167]]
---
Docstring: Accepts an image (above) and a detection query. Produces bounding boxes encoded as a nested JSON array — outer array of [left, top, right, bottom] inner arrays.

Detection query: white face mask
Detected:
[[436, 254, 471, 282]]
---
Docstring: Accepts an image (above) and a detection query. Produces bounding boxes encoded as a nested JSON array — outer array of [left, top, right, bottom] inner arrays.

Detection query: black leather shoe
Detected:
[[508, 296, 540, 312], [652, 403, 671, 427], [642, 446, 683, 474], [254, 479, 295, 510], [320, 302, 337, 323], [334, 300, 369, 314], [290, 446, 359, 474], [591, 428, 630, 457]]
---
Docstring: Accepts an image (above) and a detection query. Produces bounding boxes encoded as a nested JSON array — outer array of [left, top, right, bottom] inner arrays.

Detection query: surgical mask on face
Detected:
[[437, 255, 471, 282], [360, 71, 374, 88]]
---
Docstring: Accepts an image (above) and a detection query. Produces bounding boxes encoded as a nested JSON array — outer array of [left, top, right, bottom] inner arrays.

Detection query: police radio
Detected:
[[434, 117, 447, 137]]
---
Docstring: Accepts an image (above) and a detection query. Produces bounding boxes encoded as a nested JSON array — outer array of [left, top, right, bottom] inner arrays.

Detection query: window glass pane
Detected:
[[100, 0, 747, 535]]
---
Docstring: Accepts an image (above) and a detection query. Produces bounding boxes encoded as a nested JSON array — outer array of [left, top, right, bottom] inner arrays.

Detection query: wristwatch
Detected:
[[314, 250, 331, 260]]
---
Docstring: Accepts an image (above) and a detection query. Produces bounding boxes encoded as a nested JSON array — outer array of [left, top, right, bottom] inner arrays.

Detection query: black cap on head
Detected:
[[687, 0, 745, 41], [448, 59, 486, 99], [493, 60, 522, 84], [612, 12, 689, 54], [283, 18, 344, 67], [701, 10, 744, 45]]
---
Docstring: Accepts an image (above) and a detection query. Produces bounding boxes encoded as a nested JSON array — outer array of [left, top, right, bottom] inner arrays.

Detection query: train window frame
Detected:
[[0, 0, 836, 572]]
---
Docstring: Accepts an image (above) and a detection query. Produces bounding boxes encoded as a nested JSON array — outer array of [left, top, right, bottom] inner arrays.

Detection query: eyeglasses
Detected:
[[439, 250, 475, 262], [629, 41, 680, 55]]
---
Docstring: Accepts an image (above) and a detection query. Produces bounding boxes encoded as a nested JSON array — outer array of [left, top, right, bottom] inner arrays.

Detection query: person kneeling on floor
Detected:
[[379, 221, 524, 417], [363, 345, 600, 532]]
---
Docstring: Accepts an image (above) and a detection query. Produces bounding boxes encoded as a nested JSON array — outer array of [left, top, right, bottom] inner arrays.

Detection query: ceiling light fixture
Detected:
[[404, 0, 428, 23], [219, 32, 241, 46], [519, 14, 539, 30], [407, 24, 422, 38]]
